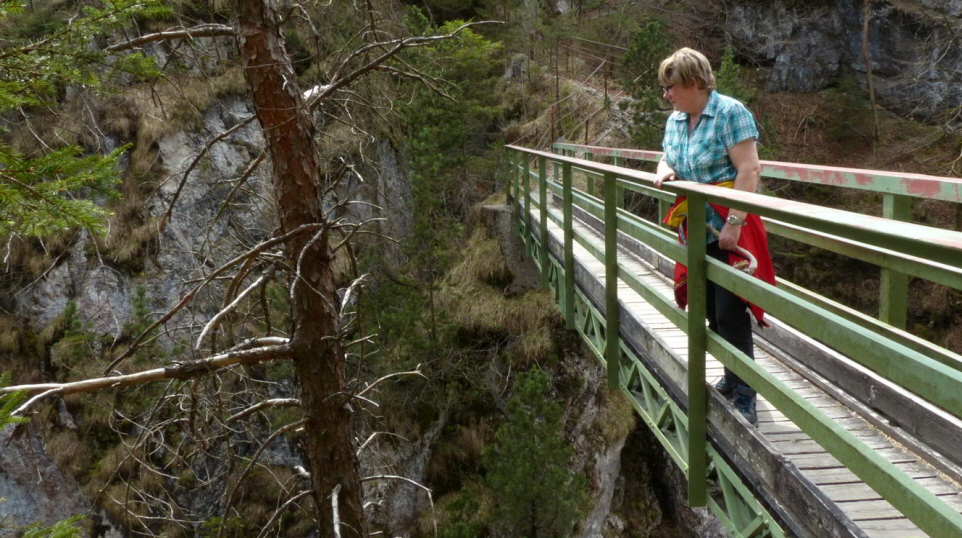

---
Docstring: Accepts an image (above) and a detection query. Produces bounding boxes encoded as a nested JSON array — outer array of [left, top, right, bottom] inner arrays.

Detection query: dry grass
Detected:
[[0, 315, 21, 355], [597, 389, 637, 445], [417, 480, 494, 536], [2, 230, 77, 279], [451, 227, 513, 288], [439, 227, 564, 365], [425, 419, 493, 488], [46, 430, 92, 478], [89, 443, 137, 484], [124, 66, 248, 175]]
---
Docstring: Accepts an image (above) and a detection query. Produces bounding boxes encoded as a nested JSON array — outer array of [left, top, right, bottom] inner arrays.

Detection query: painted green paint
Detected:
[[880, 193, 911, 329], [685, 191, 708, 508], [707, 260, 962, 418], [539, 156, 550, 288], [507, 144, 962, 538], [707, 332, 962, 538], [554, 142, 962, 203], [776, 278, 962, 372], [605, 172, 620, 390], [764, 219, 962, 292], [563, 162, 575, 330], [523, 157, 531, 258]]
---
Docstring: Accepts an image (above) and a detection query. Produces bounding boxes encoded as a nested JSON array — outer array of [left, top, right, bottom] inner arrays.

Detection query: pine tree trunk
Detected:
[[233, 1, 367, 536]]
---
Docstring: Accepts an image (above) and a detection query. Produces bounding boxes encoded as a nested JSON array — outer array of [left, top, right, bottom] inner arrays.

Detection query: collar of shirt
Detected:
[[670, 89, 719, 124]]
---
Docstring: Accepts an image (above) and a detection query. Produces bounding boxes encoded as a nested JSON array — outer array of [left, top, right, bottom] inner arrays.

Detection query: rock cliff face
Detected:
[[1, 96, 270, 531], [0, 425, 91, 537], [720, 0, 962, 123]]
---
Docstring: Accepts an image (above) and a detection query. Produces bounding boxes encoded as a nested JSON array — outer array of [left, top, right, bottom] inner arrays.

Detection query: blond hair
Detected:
[[658, 47, 716, 91]]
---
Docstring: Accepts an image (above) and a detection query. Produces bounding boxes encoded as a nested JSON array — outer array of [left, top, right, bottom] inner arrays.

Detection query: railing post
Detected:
[[604, 171, 620, 390], [563, 162, 575, 329], [552, 145, 560, 184], [612, 155, 625, 209], [505, 151, 513, 205], [538, 156, 550, 288], [585, 151, 596, 198], [880, 193, 911, 329], [685, 191, 708, 507], [523, 157, 531, 257], [659, 198, 670, 228]]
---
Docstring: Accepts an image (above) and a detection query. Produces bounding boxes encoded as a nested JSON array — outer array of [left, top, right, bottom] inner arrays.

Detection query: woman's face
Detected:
[[663, 82, 704, 115]]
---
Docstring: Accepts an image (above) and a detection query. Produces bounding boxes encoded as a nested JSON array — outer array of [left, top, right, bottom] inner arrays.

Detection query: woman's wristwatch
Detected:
[[726, 214, 745, 226]]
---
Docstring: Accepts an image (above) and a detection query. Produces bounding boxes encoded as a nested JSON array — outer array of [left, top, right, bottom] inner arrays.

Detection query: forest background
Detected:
[[0, 0, 960, 537]]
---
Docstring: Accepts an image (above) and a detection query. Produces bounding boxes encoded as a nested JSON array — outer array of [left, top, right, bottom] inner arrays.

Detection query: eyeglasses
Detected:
[[662, 84, 676, 93]]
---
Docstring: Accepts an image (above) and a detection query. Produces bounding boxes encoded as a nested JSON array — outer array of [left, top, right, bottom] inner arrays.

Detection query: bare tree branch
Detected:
[[11, 388, 62, 416], [106, 25, 236, 52], [196, 274, 269, 350], [221, 418, 308, 536], [356, 367, 426, 399], [255, 489, 312, 538], [309, 20, 503, 109], [377, 64, 454, 101], [5, 344, 293, 399], [359, 475, 437, 536], [102, 224, 323, 375], [159, 116, 256, 232], [227, 398, 300, 423], [332, 483, 343, 538]]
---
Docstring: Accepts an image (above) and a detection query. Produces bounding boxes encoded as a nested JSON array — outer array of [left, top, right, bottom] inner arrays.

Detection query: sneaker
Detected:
[[733, 385, 758, 425], [714, 377, 738, 399]]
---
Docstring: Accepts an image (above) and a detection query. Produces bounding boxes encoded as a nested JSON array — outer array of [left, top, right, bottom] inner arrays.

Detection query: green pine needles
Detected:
[[484, 370, 586, 537], [0, 145, 127, 237], [0, 0, 166, 237], [716, 45, 756, 105], [618, 21, 671, 151], [0, 372, 28, 429]]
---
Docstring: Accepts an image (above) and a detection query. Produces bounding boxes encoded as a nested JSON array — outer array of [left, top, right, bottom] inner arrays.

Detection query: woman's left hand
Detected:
[[719, 222, 741, 250]]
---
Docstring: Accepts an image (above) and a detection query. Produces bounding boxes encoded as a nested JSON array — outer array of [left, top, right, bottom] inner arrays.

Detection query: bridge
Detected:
[[503, 142, 962, 538]]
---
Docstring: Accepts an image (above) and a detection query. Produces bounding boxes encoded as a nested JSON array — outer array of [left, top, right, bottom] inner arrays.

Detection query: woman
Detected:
[[653, 47, 772, 425]]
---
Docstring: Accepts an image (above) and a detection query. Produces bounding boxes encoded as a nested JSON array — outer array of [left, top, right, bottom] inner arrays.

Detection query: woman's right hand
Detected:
[[654, 171, 676, 189]]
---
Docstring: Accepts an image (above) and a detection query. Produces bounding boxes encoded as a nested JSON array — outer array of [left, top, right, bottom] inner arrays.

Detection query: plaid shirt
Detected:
[[662, 91, 758, 243]]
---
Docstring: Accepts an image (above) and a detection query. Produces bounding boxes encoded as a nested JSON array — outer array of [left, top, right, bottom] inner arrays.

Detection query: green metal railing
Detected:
[[553, 142, 962, 331], [505, 143, 962, 538]]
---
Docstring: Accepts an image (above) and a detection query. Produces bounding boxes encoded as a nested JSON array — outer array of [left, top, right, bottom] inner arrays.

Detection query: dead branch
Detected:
[[332, 484, 343, 538], [11, 387, 62, 416], [4, 343, 292, 399], [212, 150, 267, 225], [255, 489, 312, 538], [330, 217, 387, 253], [196, 274, 269, 350], [102, 224, 323, 375], [159, 116, 256, 232], [356, 432, 408, 456], [355, 367, 425, 399], [106, 25, 235, 52], [376, 64, 455, 101], [227, 398, 300, 423], [359, 475, 437, 536], [221, 418, 308, 535], [309, 20, 503, 109]]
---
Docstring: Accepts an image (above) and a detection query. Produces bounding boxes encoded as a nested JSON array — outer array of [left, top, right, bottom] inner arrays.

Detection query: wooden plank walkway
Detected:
[[531, 203, 962, 538]]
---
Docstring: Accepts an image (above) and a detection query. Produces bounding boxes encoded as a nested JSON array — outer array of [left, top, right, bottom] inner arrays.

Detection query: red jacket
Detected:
[[665, 198, 776, 327]]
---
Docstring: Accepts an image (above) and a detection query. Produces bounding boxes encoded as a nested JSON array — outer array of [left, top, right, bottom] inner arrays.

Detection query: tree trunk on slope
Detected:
[[233, 1, 367, 535]]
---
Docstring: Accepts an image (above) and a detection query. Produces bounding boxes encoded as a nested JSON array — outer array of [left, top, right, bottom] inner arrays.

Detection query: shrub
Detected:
[[484, 370, 586, 537]]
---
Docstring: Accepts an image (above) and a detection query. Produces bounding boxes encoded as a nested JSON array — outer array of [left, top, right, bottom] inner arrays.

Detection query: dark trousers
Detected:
[[706, 242, 755, 391]]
